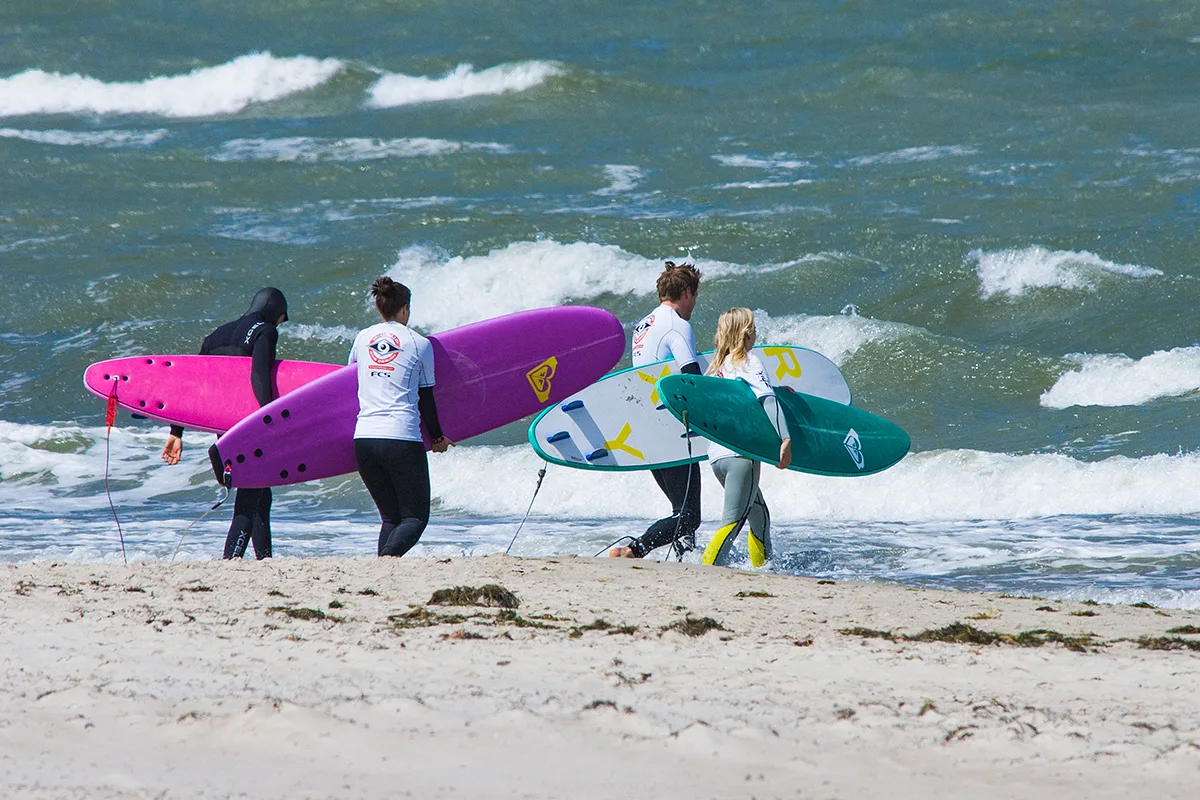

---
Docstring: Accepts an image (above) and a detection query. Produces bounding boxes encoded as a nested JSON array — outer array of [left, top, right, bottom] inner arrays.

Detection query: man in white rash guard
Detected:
[[610, 261, 704, 559]]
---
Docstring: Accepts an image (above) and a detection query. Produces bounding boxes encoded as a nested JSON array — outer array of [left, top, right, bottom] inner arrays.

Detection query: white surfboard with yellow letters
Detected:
[[527, 344, 850, 471]]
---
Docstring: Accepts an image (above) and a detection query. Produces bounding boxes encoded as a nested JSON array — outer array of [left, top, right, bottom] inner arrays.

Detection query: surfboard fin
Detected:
[[546, 431, 570, 444], [585, 448, 609, 462], [561, 400, 584, 412], [208, 444, 232, 489]]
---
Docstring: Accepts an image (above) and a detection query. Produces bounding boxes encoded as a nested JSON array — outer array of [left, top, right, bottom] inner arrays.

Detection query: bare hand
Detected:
[[161, 435, 182, 465], [777, 438, 792, 470], [431, 436, 455, 453]]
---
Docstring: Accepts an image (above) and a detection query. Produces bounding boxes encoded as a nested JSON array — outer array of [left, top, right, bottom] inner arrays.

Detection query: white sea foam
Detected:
[[1040, 347, 1200, 408], [0, 53, 343, 118], [0, 127, 168, 147], [0, 421, 197, 511], [17, 417, 1195, 525], [715, 179, 815, 190], [429, 444, 1200, 524], [283, 323, 360, 345], [212, 136, 513, 163], [970, 245, 1162, 300], [384, 240, 749, 330], [755, 309, 907, 365], [713, 154, 812, 170], [847, 145, 978, 167], [365, 61, 563, 108], [593, 165, 645, 195]]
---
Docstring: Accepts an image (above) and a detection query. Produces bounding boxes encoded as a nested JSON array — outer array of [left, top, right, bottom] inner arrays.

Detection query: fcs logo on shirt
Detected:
[[526, 356, 558, 403], [632, 315, 653, 344], [367, 332, 402, 374], [843, 428, 865, 470]]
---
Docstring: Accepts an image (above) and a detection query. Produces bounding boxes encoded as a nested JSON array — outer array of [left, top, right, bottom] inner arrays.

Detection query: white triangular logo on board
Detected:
[[843, 428, 864, 470]]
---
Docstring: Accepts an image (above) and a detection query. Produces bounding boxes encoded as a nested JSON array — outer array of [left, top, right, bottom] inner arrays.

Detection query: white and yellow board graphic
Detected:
[[528, 345, 850, 471]]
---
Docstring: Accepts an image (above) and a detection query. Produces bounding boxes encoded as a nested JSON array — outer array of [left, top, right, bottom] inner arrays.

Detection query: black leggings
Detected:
[[630, 463, 701, 557], [354, 438, 430, 558], [224, 488, 272, 560]]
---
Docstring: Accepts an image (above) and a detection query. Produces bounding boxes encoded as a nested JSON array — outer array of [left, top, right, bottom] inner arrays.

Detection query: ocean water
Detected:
[[4, 1, 1200, 608]]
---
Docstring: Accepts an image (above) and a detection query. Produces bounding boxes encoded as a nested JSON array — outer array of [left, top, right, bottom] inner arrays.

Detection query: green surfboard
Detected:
[[656, 374, 910, 477]]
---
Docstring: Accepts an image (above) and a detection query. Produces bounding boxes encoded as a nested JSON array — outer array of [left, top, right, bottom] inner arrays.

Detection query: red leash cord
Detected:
[[104, 380, 128, 565]]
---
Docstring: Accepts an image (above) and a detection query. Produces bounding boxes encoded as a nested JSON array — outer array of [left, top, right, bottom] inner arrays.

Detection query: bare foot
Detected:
[[608, 546, 637, 558]]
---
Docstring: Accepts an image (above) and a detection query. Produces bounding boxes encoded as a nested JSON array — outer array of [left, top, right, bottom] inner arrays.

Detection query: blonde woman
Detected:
[[702, 308, 792, 567]]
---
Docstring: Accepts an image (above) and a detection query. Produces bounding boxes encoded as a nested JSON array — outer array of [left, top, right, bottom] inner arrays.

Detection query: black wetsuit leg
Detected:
[[249, 489, 272, 559], [224, 487, 272, 560], [354, 438, 430, 558], [630, 463, 701, 557]]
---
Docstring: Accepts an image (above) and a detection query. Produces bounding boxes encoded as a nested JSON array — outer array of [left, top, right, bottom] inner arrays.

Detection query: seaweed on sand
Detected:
[[428, 584, 519, 609]]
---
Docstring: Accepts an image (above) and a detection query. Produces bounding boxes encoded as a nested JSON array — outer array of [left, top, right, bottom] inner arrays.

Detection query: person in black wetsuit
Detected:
[[161, 287, 289, 560]]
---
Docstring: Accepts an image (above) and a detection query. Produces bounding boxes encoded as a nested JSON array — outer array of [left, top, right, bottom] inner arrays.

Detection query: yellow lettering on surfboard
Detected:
[[761, 347, 802, 381], [637, 365, 672, 405], [604, 422, 645, 461], [526, 356, 559, 403]]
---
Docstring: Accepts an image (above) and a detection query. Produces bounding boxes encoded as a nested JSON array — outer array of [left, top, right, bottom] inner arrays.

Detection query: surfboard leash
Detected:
[[666, 409, 696, 562], [170, 475, 231, 563], [504, 463, 548, 555], [103, 379, 129, 566]]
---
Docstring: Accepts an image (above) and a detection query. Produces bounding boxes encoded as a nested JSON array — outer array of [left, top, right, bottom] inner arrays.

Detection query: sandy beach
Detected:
[[2, 554, 1198, 799]]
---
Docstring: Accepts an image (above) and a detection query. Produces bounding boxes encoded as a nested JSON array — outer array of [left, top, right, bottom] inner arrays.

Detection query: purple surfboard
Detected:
[[83, 356, 341, 434], [213, 306, 626, 488]]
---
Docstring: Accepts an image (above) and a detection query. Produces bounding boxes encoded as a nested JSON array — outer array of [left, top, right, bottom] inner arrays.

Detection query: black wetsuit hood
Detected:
[[247, 287, 288, 323]]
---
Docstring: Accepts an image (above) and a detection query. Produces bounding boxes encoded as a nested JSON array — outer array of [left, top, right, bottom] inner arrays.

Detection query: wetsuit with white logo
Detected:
[[171, 294, 283, 560], [702, 353, 791, 568], [349, 321, 443, 557], [628, 304, 702, 558]]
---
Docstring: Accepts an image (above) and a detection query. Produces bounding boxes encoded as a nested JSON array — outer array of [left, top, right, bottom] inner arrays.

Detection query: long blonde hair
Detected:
[[706, 307, 755, 375]]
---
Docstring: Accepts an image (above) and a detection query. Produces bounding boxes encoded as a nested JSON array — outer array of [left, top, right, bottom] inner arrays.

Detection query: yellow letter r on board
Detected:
[[761, 347, 802, 381]]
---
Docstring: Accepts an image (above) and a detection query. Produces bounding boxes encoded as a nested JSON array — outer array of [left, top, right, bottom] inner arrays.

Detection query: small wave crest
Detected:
[[593, 164, 645, 195], [970, 245, 1162, 300], [365, 61, 563, 108], [0, 127, 168, 147], [212, 136, 513, 163], [384, 239, 749, 330], [847, 145, 978, 167], [754, 309, 909, 365], [1041, 347, 1200, 408], [283, 323, 360, 345], [713, 153, 812, 170], [0, 52, 343, 118]]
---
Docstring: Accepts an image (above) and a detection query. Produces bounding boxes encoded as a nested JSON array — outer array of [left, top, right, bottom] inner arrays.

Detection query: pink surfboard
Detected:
[[83, 357, 341, 434], [213, 306, 626, 488]]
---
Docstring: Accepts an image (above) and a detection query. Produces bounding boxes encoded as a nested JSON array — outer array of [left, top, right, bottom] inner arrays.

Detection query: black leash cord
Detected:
[[505, 464, 548, 555]]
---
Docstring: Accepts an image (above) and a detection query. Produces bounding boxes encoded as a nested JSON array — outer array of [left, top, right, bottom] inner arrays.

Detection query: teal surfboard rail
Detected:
[[656, 374, 909, 477]]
